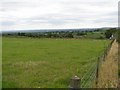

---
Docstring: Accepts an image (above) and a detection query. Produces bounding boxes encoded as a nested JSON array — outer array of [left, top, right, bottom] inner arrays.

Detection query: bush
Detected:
[[117, 29, 120, 43], [105, 28, 117, 39]]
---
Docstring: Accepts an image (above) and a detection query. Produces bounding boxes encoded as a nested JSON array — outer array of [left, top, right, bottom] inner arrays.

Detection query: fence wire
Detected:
[[81, 62, 97, 88], [80, 40, 114, 88]]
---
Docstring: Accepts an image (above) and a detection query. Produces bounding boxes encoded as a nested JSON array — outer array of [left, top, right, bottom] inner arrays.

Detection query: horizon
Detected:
[[1, 26, 117, 32]]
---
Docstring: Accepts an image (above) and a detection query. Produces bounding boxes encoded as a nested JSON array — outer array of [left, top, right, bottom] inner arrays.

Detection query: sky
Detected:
[[0, 0, 119, 31]]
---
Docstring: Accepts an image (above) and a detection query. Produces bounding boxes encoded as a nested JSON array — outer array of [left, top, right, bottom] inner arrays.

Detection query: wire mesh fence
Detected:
[[69, 39, 115, 88], [81, 62, 97, 88], [81, 40, 114, 88]]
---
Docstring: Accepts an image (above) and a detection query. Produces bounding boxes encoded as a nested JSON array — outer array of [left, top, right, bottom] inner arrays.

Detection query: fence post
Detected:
[[69, 76, 81, 89], [103, 50, 106, 61], [118, 79, 120, 88], [103, 40, 114, 61], [96, 57, 100, 87], [104, 47, 108, 60]]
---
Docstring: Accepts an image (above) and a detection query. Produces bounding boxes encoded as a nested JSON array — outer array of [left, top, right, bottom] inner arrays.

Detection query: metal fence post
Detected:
[[69, 76, 81, 89]]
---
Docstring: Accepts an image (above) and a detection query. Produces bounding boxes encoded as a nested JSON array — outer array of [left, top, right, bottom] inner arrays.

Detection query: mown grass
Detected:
[[2, 37, 110, 88]]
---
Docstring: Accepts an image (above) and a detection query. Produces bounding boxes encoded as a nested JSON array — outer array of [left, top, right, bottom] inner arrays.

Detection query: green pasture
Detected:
[[2, 37, 110, 88]]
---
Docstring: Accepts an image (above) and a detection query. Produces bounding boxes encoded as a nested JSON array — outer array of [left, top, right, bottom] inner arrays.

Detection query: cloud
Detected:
[[1, 21, 15, 26], [0, 0, 119, 30]]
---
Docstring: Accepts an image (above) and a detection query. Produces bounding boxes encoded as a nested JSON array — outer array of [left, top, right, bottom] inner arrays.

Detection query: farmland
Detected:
[[2, 37, 110, 88]]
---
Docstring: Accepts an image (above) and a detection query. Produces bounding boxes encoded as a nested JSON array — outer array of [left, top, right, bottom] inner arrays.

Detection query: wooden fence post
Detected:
[[69, 76, 81, 89], [96, 57, 100, 87], [117, 79, 120, 88]]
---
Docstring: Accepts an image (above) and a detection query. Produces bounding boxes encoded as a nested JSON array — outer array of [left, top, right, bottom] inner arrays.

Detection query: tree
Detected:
[[117, 29, 120, 43], [105, 28, 117, 39]]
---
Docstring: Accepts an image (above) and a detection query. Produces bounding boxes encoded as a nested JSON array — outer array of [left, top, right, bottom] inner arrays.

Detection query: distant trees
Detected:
[[18, 32, 26, 36], [117, 29, 120, 43], [3, 29, 117, 39], [104, 28, 120, 43], [3, 31, 87, 38], [105, 28, 117, 39]]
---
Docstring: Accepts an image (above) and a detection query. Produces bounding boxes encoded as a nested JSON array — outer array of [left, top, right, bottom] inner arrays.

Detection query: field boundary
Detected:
[[69, 39, 115, 88]]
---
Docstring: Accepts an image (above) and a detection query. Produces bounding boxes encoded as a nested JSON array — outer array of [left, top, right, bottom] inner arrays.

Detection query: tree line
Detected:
[[2, 30, 90, 38], [2, 28, 119, 40]]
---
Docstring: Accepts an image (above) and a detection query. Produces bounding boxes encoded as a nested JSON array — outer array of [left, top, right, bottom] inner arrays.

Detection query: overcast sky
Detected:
[[0, 0, 119, 31]]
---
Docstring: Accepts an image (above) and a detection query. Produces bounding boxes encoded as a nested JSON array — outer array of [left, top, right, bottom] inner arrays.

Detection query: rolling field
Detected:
[[2, 37, 110, 88]]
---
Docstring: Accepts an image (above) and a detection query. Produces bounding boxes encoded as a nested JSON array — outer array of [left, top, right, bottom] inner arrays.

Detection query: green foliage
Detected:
[[18, 32, 26, 36], [84, 32, 105, 39], [105, 28, 117, 39], [117, 29, 120, 43], [2, 29, 106, 39]]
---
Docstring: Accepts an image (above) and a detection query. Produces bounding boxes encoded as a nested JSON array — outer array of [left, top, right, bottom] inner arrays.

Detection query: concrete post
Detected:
[[69, 76, 81, 89]]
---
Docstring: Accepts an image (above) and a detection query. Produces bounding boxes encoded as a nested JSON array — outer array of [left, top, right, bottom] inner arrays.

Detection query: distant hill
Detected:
[[1, 27, 117, 34]]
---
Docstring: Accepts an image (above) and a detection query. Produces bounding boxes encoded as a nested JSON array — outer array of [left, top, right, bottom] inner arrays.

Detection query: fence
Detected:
[[69, 39, 115, 89]]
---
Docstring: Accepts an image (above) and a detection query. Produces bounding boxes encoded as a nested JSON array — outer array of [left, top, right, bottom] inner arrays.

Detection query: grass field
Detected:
[[2, 37, 110, 88]]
